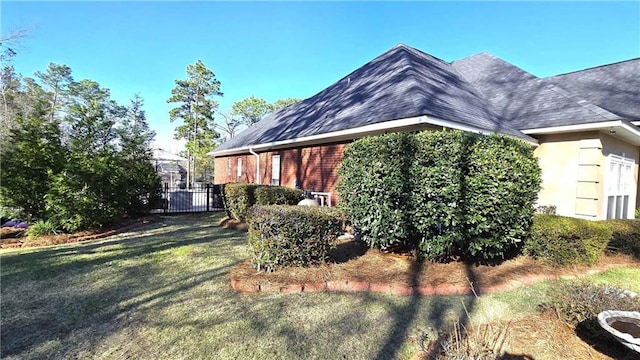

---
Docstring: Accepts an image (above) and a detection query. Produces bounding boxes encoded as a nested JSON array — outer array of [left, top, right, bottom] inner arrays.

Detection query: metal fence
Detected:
[[152, 183, 224, 214]]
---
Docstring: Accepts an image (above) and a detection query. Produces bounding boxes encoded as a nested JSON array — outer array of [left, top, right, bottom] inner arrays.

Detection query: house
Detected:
[[211, 44, 640, 220]]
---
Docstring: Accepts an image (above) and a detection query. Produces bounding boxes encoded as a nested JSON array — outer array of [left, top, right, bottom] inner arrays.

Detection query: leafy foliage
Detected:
[[337, 132, 415, 250], [223, 183, 260, 221], [338, 130, 542, 261], [604, 219, 640, 259], [247, 205, 342, 272], [223, 183, 303, 221], [231, 95, 271, 127], [0, 102, 65, 220], [231, 96, 302, 127], [167, 60, 222, 183], [26, 219, 60, 238], [1, 62, 160, 233], [524, 215, 612, 265], [254, 186, 303, 207], [462, 134, 541, 260]]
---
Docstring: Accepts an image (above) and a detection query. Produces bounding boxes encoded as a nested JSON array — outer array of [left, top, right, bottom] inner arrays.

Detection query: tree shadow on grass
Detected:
[[575, 321, 639, 360], [0, 214, 247, 358]]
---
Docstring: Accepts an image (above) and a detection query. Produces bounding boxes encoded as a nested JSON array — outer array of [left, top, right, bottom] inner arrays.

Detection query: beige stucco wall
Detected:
[[534, 131, 639, 220]]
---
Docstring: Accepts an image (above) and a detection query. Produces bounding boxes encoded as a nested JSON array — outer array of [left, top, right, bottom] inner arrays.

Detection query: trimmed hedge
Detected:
[[337, 132, 415, 250], [338, 130, 542, 262], [223, 183, 303, 221], [411, 130, 466, 260], [524, 214, 612, 265], [247, 205, 343, 272], [603, 219, 640, 259], [255, 186, 304, 207]]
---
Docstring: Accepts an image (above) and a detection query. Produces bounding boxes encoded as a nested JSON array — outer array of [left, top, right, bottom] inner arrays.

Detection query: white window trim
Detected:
[[603, 154, 635, 219], [271, 154, 281, 186], [236, 158, 243, 183]]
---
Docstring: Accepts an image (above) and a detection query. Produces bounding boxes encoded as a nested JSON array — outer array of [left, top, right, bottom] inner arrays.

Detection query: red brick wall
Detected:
[[213, 142, 348, 203]]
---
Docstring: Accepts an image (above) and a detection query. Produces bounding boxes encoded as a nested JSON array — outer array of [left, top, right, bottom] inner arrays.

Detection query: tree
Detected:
[[35, 63, 74, 122], [270, 97, 301, 112], [214, 110, 241, 140], [167, 60, 222, 186], [64, 79, 122, 154], [231, 95, 271, 127], [0, 98, 65, 220], [115, 94, 161, 215], [0, 65, 22, 147]]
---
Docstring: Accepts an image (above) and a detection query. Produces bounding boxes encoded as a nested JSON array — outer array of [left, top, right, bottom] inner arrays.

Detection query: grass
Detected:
[[1, 213, 639, 359]]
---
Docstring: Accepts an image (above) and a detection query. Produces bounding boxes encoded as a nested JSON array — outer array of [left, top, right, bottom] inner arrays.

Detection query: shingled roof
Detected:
[[214, 45, 639, 155], [213, 44, 532, 154], [544, 58, 640, 121], [451, 52, 624, 130]]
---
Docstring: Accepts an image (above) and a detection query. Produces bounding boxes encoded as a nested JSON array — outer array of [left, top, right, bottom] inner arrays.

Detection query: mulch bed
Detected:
[[230, 236, 640, 296], [0, 216, 158, 249]]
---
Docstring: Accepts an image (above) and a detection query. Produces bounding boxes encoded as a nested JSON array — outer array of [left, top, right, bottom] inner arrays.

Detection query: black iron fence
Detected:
[[152, 183, 224, 214]]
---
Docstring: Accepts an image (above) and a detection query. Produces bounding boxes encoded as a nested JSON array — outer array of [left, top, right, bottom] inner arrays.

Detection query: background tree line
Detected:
[[1, 49, 160, 233], [167, 60, 300, 187]]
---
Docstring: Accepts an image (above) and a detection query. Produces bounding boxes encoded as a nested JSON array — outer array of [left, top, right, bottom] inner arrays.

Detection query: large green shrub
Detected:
[[410, 131, 466, 260], [524, 214, 612, 265], [247, 205, 343, 272], [337, 132, 415, 250], [338, 130, 542, 261], [223, 183, 304, 221], [603, 219, 640, 259], [462, 134, 541, 260]]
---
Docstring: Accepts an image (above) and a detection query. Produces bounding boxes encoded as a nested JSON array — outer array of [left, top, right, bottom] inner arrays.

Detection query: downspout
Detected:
[[249, 148, 260, 184]]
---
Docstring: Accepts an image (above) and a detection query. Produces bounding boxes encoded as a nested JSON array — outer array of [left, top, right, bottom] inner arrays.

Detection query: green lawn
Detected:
[[1, 213, 638, 359]]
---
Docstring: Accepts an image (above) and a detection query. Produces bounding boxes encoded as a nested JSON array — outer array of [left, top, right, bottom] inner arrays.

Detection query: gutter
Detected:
[[249, 148, 260, 184], [210, 115, 538, 157]]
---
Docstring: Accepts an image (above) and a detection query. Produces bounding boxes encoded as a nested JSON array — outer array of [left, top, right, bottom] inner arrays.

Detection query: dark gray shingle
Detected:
[[545, 59, 640, 121], [451, 52, 623, 129], [214, 44, 530, 153]]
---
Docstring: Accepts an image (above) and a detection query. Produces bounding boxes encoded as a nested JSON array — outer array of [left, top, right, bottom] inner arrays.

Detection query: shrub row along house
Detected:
[[211, 44, 640, 221]]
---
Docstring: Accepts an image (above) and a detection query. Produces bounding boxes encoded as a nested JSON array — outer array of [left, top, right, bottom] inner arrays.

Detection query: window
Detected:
[[236, 158, 243, 183], [227, 158, 232, 177], [605, 154, 634, 219], [271, 155, 281, 185]]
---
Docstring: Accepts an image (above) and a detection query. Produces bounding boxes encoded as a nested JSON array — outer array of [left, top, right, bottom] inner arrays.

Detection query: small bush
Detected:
[[603, 219, 640, 259], [26, 220, 60, 238], [247, 205, 343, 272], [524, 215, 611, 265], [539, 281, 639, 339], [255, 186, 303, 206], [223, 183, 303, 221], [223, 183, 260, 221]]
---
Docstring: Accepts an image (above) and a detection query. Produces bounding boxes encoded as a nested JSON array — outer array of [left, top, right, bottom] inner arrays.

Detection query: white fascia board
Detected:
[[211, 115, 536, 157], [521, 120, 623, 135], [522, 120, 640, 146]]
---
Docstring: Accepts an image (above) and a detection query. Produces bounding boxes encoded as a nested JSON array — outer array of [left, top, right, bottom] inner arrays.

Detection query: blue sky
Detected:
[[3, 1, 639, 152]]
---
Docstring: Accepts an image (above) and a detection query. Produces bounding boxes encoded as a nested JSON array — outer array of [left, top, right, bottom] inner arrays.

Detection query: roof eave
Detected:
[[209, 115, 538, 157], [522, 120, 640, 146]]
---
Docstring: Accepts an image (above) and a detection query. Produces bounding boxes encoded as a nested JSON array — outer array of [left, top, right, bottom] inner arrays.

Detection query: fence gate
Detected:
[[153, 183, 224, 214]]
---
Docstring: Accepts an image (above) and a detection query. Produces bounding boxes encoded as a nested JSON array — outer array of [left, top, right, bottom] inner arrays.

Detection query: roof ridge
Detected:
[[547, 57, 640, 78]]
